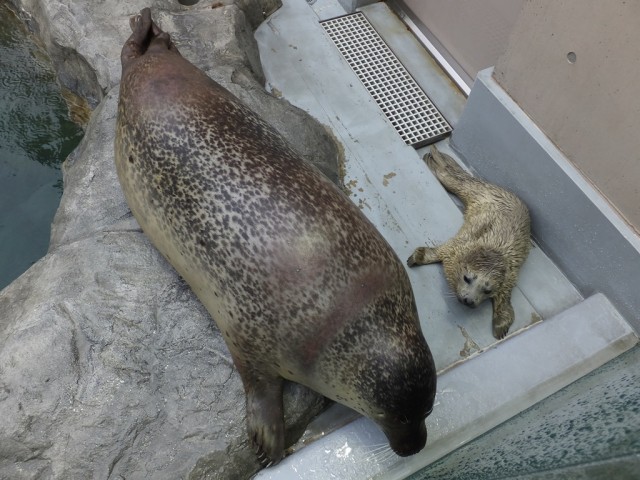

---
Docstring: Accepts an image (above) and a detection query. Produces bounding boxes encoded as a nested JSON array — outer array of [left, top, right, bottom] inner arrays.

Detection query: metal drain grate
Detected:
[[321, 13, 451, 148]]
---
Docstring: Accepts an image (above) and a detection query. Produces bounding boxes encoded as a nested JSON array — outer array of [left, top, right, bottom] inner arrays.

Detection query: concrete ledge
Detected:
[[451, 68, 640, 333], [337, 0, 378, 13]]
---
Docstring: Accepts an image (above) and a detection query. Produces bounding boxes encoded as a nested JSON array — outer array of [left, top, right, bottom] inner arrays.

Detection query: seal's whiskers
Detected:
[[363, 444, 396, 465]]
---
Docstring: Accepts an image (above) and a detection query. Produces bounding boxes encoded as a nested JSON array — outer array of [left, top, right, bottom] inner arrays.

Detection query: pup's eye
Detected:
[[463, 275, 471, 284], [483, 288, 492, 295]]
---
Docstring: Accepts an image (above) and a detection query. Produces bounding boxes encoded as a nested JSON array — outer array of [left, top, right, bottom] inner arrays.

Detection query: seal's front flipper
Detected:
[[492, 296, 514, 339], [408, 246, 440, 267], [245, 375, 285, 466]]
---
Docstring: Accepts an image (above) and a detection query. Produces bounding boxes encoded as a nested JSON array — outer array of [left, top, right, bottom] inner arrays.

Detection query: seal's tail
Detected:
[[425, 145, 485, 205]]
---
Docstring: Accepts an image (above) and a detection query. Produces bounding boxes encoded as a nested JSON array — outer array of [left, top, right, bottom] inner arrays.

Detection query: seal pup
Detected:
[[115, 8, 436, 466], [408, 145, 531, 339]]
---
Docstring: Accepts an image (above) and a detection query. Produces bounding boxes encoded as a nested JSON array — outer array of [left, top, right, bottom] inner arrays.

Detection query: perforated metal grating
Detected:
[[321, 13, 451, 148]]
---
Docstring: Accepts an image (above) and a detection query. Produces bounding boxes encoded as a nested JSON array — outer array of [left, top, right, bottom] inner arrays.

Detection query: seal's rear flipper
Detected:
[[122, 9, 180, 70], [121, 8, 153, 69], [425, 145, 484, 205]]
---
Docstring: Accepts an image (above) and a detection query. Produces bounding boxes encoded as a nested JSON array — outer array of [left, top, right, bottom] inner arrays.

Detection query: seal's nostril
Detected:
[[177, 0, 200, 6]]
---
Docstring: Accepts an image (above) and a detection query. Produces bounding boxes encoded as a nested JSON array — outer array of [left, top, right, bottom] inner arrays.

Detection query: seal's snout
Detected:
[[383, 421, 427, 457], [460, 296, 476, 308]]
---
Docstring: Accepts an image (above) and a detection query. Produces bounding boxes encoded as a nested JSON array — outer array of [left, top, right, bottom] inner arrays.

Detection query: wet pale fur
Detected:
[[408, 145, 531, 339]]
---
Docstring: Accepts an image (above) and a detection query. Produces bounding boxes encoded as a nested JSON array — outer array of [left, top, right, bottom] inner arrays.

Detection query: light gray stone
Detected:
[[1, 1, 341, 478]]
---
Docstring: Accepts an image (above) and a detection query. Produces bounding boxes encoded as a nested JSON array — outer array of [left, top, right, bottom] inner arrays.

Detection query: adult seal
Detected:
[[115, 8, 436, 466], [408, 145, 531, 339]]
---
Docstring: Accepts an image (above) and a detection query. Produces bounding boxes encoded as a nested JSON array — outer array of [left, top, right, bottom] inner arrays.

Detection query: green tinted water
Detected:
[[0, 2, 84, 291]]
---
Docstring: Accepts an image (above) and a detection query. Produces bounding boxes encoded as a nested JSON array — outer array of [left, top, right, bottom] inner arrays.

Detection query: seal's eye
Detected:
[[483, 288, 492, 295], [463, 275, 471, 284]]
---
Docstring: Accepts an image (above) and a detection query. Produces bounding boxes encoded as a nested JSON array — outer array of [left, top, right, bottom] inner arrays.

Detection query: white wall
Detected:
[[494, 0, 640, 231]]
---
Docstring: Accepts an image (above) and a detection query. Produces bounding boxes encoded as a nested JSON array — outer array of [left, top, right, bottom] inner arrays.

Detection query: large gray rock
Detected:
[[0, 1, 341, 478]]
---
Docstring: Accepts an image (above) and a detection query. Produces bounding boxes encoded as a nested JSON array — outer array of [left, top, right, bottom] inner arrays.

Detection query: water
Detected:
[[0, 1, 84, 291]]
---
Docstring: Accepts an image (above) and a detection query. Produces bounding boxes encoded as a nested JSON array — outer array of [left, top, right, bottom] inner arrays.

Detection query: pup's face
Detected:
[[455, 267, 496, 307], [454, 248, 506, 307]]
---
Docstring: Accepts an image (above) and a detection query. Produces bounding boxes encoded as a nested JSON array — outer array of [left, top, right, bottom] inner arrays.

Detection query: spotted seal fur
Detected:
[[115, 8, 436, 465], [408, 145, 531, 339]]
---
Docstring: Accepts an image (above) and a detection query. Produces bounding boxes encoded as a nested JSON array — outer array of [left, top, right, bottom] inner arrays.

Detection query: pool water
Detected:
[[0, 2, 84, 291]]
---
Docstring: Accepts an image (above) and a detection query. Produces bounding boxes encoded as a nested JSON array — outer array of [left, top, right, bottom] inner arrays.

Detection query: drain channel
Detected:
[[321, 13, 451, 148]]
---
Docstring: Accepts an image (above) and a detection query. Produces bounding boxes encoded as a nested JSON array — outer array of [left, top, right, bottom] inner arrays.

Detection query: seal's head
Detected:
[[373, 359, 435, 456], [451, 247, 506, 308], [327, 315, 437, 457], [370, 344, 435, 456]]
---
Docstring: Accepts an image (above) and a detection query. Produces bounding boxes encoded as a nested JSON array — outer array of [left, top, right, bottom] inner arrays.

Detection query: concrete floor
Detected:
[[257, 0, 582, 371], [252, 1, 637, 478]]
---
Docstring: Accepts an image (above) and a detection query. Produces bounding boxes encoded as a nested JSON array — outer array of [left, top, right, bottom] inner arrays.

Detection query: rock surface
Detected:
[[0, 1, 341, 478]]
